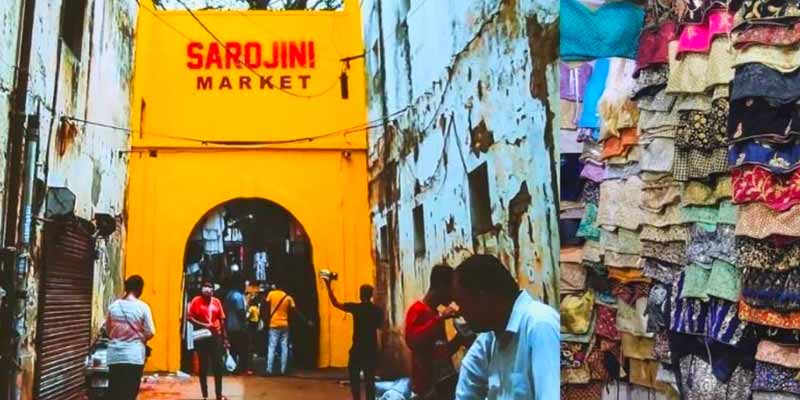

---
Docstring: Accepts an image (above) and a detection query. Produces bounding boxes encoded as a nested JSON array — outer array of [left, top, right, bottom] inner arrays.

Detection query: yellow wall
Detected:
[[127, 0, 372, 371]]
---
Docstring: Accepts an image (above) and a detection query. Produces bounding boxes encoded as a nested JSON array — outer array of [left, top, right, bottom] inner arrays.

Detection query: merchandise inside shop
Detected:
[[181, 198, 319, 370], [560, 0, 800, 398]]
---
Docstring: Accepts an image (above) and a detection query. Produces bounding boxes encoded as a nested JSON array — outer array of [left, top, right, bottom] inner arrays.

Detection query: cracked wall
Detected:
[[361, 0, 559, 377], [0, 1, 24, 242], [0, 1, 138, 397]]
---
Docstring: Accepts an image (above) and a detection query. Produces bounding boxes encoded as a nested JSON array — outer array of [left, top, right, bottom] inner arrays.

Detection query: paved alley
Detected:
[[138, 375, 351, 400]]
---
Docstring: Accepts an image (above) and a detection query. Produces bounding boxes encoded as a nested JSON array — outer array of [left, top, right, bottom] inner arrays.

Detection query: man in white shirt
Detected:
[[452, 255, 560, 400], [106, 275, 156, 400]]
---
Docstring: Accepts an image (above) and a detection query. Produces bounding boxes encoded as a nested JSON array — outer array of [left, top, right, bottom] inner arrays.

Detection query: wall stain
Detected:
[[446, 215, 456, 233], [527, 17, 558, 104], [499, 0, 521, 37], [399, 127, 418, 159], [527, 16, 560, 305], [508, 182, 531, 270], [470, 119, 494, 155], [91, 164, 102, 206], [365, 0, 561, 373], [55, 119, 78, 156]]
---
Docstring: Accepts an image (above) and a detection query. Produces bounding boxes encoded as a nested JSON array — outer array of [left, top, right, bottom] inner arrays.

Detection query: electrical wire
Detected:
[[0, 0, 496, 155], [138, 0, 342, 98], [233, 8, 347, 60], [0, 48, 409, 148], [407, 0, 429, 18], [173, 0, 343, 99], [62, 106, 409, 146], [135, 0, 195, 41]]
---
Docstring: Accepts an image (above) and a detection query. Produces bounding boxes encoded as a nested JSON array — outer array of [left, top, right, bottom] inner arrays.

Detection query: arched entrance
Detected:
[[125, 149, 373, 372], [181, 198, 319, 371]]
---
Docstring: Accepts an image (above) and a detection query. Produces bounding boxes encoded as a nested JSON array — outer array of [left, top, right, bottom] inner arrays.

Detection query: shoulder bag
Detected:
[[192, 299, 215, 342], [120, 301, 153, 359]]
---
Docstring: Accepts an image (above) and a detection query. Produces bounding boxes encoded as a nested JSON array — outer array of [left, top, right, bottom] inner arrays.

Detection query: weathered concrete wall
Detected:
[[0, 1, 24, 245], [0, 0, 138, 398], [361, 0, 559, 377]]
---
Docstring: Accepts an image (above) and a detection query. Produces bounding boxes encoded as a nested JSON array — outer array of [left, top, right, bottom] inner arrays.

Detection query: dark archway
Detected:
[[180, 198, 319, 372]]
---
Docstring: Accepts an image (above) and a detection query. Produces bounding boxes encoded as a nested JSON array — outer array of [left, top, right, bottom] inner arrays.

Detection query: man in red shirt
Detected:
[[404, 264, 463, 399]]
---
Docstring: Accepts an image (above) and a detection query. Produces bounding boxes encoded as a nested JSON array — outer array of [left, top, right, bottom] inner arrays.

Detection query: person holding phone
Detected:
[[323, 277, 384, 400]]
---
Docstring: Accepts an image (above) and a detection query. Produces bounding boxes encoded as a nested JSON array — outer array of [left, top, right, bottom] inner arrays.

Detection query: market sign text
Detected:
[[187, 41, 315, 91]]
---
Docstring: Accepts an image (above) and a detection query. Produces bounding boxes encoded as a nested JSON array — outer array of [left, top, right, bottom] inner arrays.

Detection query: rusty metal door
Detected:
[[34, 216, 95, 400]]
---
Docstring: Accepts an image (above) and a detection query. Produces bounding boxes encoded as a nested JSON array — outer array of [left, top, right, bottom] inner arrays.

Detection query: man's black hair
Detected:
[[455, 255, 519, 298], [125, 275, 144, 295], [429, 264, 454, 291], [360, 285, 374, 302]]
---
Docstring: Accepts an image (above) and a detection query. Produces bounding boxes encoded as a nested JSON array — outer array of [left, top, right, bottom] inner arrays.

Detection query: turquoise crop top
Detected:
[[560, 0, 645, 61], [578, 58, 609, 130]]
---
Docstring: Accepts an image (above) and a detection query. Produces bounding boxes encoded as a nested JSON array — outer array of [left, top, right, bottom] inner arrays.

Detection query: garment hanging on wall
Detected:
[[253, 251, 268, 282], [561, 0, 646, 61], [203, 211, 225, 255]]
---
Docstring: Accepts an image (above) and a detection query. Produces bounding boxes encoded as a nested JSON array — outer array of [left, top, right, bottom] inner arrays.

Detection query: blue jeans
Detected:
[[267, 328, 289, 374]]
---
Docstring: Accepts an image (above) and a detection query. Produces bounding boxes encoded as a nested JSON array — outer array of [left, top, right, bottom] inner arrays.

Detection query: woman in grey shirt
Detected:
[[106, 275, 156, 400]]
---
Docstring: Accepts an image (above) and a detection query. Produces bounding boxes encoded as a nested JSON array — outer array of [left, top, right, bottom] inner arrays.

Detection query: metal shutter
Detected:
[[34, 216, 95, 400]]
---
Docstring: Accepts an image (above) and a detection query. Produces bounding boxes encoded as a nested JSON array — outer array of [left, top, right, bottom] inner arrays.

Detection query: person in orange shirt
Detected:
[[263, 283, 311, 375]]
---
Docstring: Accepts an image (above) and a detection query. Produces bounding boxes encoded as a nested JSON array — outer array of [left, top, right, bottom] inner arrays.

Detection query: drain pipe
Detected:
[[14, 108, 40, 327], [9, 109, 38, 400], [3, 0, 37, 397]]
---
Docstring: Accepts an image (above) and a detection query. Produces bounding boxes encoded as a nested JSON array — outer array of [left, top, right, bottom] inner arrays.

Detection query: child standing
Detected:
[[245, 295, 262, 373]]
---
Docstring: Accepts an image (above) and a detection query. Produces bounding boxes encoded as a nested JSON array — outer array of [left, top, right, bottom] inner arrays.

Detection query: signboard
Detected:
[[132, 8, 366, 147], [186, 40, 316, 91]]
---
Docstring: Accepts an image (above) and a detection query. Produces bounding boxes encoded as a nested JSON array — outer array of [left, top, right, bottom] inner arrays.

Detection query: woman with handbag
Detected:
[[106, 275, 156, 400], [188, 281, 229, 400]]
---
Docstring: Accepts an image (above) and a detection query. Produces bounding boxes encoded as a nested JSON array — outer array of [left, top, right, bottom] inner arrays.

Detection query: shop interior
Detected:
[[180, 198, 319, 372]]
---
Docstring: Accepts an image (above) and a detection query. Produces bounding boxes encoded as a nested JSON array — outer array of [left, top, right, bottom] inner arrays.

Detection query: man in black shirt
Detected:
[[323, 279, 384, 400]]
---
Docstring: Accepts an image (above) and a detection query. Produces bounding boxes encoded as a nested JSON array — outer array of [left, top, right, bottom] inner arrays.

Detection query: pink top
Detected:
[[580, 162, 606, 183], [636, 21, 677, 75], [677, 9, 733, 56]]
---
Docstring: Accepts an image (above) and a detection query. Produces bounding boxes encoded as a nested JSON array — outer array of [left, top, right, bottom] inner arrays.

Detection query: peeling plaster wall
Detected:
[[0, 1, 24, 247], [0, 1, 138, 398], [361, 0, 559, 377]]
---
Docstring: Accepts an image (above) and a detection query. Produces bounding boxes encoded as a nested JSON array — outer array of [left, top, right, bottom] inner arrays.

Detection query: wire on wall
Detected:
[[62, 106, 409, 146], [0, 51, 411, 148], [173, 0, 343, 99]]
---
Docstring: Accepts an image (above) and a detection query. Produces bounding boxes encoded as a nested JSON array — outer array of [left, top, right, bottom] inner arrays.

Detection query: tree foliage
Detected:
[[154, 0, 343, 10], [245, 0, 343, 10]]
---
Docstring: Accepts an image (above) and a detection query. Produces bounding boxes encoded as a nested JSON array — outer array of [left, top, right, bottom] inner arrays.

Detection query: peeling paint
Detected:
[[56, 119, 79, 157], [362, 0, 559, 377], [446, 215, 456, 233], [0, 0, 138, 396], [508, 181, 531, 260], [91, 163, 102, 206], [470, 119, 494, 155]]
